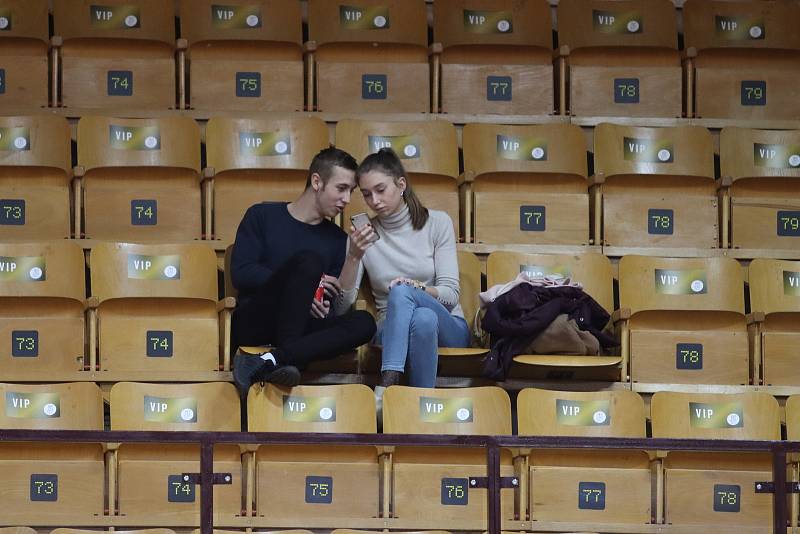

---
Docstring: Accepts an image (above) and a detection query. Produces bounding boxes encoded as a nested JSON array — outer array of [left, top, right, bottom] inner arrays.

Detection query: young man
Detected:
[[230, 147, 376, 397]]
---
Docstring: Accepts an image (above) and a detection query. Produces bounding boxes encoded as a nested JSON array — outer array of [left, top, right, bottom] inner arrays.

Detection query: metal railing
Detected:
[[1, 429, 797, 534]]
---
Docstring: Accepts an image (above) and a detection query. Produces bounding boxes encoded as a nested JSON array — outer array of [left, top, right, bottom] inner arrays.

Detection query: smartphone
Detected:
[[350, 212, 380, 241]]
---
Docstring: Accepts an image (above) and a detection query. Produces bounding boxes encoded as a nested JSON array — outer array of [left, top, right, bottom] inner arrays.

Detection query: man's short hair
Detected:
[[305, 147, 358, 188]]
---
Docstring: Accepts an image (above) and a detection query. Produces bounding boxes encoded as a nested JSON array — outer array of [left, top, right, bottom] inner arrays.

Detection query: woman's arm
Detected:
[[429, 213, 460, 310]]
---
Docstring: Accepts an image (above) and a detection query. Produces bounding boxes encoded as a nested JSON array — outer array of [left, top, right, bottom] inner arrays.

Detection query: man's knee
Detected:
[[349, 310, 377, 342], [410, 308, 438, 337]]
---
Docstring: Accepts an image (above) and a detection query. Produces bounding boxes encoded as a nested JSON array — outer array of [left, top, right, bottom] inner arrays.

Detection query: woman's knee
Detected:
[[410, 307, 438, 338], [387, 283, 416, 309]]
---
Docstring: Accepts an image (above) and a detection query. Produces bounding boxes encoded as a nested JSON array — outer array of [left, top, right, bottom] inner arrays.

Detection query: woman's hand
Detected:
[[389, 277, 426, 290], [346, 224, 377, 261]]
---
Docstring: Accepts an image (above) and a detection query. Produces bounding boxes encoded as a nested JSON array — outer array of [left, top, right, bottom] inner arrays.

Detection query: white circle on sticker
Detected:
[[593, 410, 607, 424], [789, 154, 800, 167], [657, 149, 671, 162], [125, 15, 138, 27], [43, 403, 57, 416], [275, 141, 288, 154], [246, 15, 259, 27], [403, 144, 417, 157], [144, 136, 158, 149], [14, 137, 27, 149], [29, 267, 43, 280], [691, 279, 704, 293], [0, 17, 9, 30], [749, 26, 762, 39], [727, 412, 740, 426], [319, 407, 333, 420], [456, 408, 470, 421], [164, 265, 178, 279], [374, 15, 387, 28], [627, 20, 640, 33], [497, 19, 510, 32], [181, 408, 194, 421], [531, 147, 545, 160]]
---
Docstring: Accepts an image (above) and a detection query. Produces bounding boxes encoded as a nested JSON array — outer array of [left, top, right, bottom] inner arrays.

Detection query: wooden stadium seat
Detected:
[[684, 0, 800, 120], [748, 259, 800, 386], [382, 386, 516, 530], [52, 0, 176, 109], [651, 391, 780, 529], [517, 388, 650, 527], [461, 122, 589, 245], [204, 117, 329, 246], [593, 123, 718, 252], [76, 115, 201, 241], [179, 0, 304, 112], [89, 242, 231, 381], [618, 255, 748, 386], [1, 529, 36, 534], [719, 127, 800, 254], [335, 119, 460, 237], [109, 382, 242, 526], [0, 0, 49, 108], [0, 115, 72, 241], [431, 0, 553, 115], [307, 0, 429, 113], [247, 384, 381, 525], [485, 250, 620, 380], [55, 530, 175, 534], [556, 0, 681, 118], [0, 382, 104, 525], [0, 241, 87, 382]]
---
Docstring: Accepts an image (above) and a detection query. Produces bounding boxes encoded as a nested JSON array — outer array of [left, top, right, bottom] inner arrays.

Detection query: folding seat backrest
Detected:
[[0, 115, 72, 240], [0, 241, 87, 381], [205, 116, 329, 244], [462, 123, 588, 245], [0, 0, 49, 107], [77, 116, 201, 241], [335, 119, 459, 235], [0, 382, 105, 524]]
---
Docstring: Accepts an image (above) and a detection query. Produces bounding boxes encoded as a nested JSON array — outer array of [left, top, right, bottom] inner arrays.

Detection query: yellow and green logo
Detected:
[[463, 10, 513, 34], [0, 127, 31, 151], [144, 396, 198, 423], [340, 5, 390, 30], [0, 256, 46, 282], [127, 254, 181, 280], [497, 135, 547, 161], [90, 5, 141, 29], [239, 132, 292, 156], [5, 392, 60, 419], [556, 399, 610, 426], [0, 9, 12, 31], [754, 143, 800, 169], [282, 395, 337, 422], [715, 16, 765, 41], [624, 137, 674, 163], [593, 10, 642, 34], [368, 135, 421, 159], [519, 264, 572, 278], [784, 270, 800, 296], [420, 396, 473, 423], [689, 401, 743, 429], [655, 269, 707, 295], [109, 125, 161, 151], [211, 4, 262, 29]]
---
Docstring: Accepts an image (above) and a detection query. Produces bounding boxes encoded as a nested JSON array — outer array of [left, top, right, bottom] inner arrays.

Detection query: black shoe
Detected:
[[262, 364, 302, 387], [233, 353, 270, 398]]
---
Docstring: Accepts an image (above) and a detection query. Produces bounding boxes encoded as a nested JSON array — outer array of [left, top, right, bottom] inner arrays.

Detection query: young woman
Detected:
[[336, 148, 470, 405]]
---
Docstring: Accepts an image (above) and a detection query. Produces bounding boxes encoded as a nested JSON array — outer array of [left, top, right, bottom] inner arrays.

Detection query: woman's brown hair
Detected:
[[355, 148, 429, 230]]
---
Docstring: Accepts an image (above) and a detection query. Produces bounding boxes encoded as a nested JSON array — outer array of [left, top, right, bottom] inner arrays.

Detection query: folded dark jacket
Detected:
[[480, 284, 617, 380]]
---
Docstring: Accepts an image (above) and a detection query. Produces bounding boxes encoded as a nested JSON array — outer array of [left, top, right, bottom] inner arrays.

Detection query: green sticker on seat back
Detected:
[[90, 5, 141, 29], [497, 135, 547, 161], [282, 395, 337, 422], [0, 127, 30, 151], [624, 137, 674, 163], [754, 143, 800, 169], [368, 135, 421, 159], [715, 16, 764, 41], [144, 396, 198, 423], [109, 125, 161, 150], [689, 402, 743, 429], [556, 399, 610, 426], [340, 5, 390, 30], [420, 397, 473, 423], [463, 10, 512, 34], [593, 10, 642, 34], [784, 271, 800, 296], [655, 269, 707, 295], [5, 392, 60, 419], [127, 254, 181, 280], [0, 256, 45, 282], [239, 132, 291, 156], [211, 4, 261, 29]]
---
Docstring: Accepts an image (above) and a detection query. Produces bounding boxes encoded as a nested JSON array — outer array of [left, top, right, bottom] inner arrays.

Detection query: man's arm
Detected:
[[230, 205, 274, 293]]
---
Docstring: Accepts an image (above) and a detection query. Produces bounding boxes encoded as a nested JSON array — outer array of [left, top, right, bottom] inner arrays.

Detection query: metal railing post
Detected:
[[486, 439, 501, 534], [200, 438, 215, 534], [773, 442, 788, 534]]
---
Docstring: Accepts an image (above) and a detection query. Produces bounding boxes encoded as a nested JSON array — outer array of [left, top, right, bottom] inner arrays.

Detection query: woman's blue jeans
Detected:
[[374, 284, 470, 387]]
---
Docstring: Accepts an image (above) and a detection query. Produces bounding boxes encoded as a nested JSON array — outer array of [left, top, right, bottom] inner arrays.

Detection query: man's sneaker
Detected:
[[233, 353, 269, 398], [263, 364, 302, 387]]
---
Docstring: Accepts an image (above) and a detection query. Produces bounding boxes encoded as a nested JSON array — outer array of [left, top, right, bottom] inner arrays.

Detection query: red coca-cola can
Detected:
[[315, 275, 325, 302]]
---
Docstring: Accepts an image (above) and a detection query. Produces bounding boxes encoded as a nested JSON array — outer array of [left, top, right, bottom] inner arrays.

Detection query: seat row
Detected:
[[0, 381, 795, 531], [2, 241, 799, 387], [3, 0, 800, 120], [3, 115, 799, 254]]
